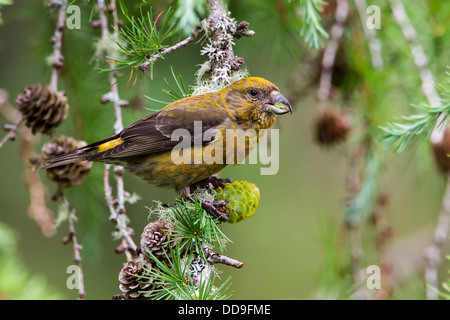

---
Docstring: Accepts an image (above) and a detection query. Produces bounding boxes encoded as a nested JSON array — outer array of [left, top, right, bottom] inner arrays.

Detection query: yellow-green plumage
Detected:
[[41, 77, 292, 197]]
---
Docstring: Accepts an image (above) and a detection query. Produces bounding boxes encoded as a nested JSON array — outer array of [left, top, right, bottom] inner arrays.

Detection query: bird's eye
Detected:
[[249, 89, 258, 96]]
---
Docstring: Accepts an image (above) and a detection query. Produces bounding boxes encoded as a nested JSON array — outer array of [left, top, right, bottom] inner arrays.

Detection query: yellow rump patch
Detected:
[[97, 138, 124, 153]]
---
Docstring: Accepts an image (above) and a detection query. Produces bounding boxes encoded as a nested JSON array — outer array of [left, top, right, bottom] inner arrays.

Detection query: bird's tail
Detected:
[[41, 149, 92, 170], [41, 133, 122, 170]]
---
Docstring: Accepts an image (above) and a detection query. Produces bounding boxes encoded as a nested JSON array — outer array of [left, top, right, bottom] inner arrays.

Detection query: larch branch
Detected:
[[317, 0, 349, 103], [389, 0, 449, 300], [139, 27, 204, 72], [97, 0, 137, 261], [49, 0, 67, 91]]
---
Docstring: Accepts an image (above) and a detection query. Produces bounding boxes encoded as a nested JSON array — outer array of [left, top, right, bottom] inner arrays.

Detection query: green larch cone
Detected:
[[214, 180, 260, 223]]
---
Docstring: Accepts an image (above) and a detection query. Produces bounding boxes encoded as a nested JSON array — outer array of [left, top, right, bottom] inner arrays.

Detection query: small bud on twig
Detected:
[[233, 21, 255, 39], [62, 233, 73, 245], [115, 243, 125, 254], [3, 123, 15, 131]]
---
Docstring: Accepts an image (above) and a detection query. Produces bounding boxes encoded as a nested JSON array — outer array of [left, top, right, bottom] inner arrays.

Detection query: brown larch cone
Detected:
[[16, 84, 68, 135], [140, 220, 180, 262], [314, 109, 351, 146], [432, 126, 450, 173], [118, 258, 160, 300], [41, 136, 92, 188]]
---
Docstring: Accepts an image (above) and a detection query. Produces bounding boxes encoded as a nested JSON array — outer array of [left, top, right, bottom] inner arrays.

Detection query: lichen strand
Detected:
[[200, 1, 244, 85]]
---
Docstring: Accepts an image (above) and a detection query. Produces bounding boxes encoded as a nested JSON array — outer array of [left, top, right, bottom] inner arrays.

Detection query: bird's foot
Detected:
[[201, 200, 229, 222], [191, 175, 233, 193]]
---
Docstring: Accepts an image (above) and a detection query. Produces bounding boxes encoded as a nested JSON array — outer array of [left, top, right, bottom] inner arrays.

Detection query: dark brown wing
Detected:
[[87, 94, 228, 161]]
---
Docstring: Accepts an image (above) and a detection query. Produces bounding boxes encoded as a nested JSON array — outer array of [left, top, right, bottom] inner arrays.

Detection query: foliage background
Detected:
[[0, 0, 449, 299]]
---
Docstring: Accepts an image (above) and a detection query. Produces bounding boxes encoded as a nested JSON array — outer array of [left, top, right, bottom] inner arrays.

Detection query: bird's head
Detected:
[[221, 77, 292, 128]]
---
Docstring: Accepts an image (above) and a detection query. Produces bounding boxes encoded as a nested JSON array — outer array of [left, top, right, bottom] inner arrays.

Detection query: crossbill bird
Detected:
[[42, 77, 292, 199]]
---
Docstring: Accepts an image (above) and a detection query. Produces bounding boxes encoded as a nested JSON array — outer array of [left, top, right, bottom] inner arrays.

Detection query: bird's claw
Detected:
[[209, 176, 233, 189], [201, 200, 229, 222], [191, 175, 233, 193]]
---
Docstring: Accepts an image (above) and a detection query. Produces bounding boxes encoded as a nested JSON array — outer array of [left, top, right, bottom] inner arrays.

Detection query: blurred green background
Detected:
[[0, 0, 449, 299]]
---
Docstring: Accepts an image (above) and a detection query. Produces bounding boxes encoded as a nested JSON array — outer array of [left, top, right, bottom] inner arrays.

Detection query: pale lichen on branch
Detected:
[[198, 0, 253, 85], [96, 0, 137, 262]]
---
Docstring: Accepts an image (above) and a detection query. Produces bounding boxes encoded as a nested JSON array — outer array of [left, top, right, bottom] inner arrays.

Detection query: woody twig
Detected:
[[96, 0, 137, 261]]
